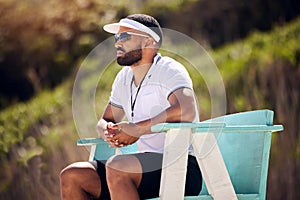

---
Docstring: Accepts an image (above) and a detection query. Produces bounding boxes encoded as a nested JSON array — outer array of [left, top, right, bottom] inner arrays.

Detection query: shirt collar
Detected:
[[124, 54, 161, 85]]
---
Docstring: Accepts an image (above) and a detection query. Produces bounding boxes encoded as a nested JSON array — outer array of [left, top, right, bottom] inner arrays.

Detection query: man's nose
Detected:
[[114, 39, 123, 48]]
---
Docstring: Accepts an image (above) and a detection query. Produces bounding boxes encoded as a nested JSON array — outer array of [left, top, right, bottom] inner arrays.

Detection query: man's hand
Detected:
[[96, 119, 120, 147], [96, 119, 108, 139], [109, 122, 140, 147], [97, 121, 139, 148]]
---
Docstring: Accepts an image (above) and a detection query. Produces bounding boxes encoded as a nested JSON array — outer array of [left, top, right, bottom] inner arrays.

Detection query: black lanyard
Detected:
[[130, 55, 161, 118], [130, 75, 147, 118]]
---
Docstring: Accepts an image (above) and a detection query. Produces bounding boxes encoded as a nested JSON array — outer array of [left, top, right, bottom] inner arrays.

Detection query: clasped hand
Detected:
[[104, 122, 139, 148]]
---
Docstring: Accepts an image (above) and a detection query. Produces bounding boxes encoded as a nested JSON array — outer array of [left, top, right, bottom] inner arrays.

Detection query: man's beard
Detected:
[[117, 48, 142, 66]]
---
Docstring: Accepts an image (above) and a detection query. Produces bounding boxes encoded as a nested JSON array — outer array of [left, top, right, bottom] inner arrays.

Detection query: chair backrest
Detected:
[[200, 109, 274, 198]]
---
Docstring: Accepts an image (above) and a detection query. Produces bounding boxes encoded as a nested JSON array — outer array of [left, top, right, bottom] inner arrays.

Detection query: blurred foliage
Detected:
[[0, 80, 74, 199], [211, 18, 300, 200], [0, 0, 130, 109], [212, 17, 300, 113], [1, 0, 299, 109], [155, 0, 300, 47], [0, 82, 69, 154]]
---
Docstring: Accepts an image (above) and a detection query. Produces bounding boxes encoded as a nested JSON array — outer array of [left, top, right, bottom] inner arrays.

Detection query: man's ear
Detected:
[[145, 38, 156, 47]]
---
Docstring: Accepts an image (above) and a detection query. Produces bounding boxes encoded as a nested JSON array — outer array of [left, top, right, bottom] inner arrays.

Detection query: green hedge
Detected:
[[0, 83, 70, 155]]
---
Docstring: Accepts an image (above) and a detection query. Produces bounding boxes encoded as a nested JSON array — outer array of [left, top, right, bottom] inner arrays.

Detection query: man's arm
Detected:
[[96, 103, 125, 139], [112, 87, 197, 142], [137, 87, 196, 134]]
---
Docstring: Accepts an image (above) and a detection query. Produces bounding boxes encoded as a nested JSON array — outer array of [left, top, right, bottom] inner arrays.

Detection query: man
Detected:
[[60, 14, 202, 200]]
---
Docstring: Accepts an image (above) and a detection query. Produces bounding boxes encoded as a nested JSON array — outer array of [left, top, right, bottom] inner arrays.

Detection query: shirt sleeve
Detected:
[[164, 63, 193, 97]]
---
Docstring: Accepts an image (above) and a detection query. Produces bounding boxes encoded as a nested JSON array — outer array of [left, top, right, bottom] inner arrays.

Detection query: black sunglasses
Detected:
[[114, 32, 149, 43]]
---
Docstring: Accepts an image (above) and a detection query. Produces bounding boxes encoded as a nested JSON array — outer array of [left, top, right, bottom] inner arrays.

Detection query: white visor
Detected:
[[103, 18, 160, 42]]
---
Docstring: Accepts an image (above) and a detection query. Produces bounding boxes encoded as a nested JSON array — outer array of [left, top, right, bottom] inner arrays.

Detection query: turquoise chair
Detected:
[[77, 110, 283, 200]]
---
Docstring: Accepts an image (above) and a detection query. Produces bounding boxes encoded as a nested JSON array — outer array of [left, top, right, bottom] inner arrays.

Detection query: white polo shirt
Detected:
[[109, 54, 199, 153]]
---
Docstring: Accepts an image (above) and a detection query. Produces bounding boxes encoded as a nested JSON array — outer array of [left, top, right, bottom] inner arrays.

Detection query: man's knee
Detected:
[[60, 162, 97, 186], [60, 164, 80, 187], [60, 162, 101, 199], [106, 155, 141, 173], [106, 155, 142, 187]]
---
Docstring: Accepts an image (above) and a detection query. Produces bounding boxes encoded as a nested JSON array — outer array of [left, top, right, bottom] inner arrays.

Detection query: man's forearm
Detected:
[[135, 103, 196, 137]]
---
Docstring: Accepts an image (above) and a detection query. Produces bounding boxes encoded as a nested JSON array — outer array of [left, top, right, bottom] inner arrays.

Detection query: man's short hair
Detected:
[[126, 14, 163, 47]]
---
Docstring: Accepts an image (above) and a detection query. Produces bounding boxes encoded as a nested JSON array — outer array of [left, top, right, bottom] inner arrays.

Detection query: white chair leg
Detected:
[[159, 128, 191, 200], [192, 133, 237, 200], [89, 145, 96, 161]]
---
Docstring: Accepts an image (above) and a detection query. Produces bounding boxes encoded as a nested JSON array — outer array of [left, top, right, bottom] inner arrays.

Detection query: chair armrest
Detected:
[[151, 122, 283, 133], [77, 138, 116, 161], [77, 138, 105, 146], [193, 125, 284, 133], [77, 138, 138, 158], [151, 122, 226, 132]]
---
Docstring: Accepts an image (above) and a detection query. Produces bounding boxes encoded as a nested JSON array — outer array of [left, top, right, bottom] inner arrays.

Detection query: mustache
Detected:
[[116, 47, 126, 53]]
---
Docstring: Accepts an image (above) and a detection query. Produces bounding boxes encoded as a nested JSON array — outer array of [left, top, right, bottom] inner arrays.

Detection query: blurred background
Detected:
[[0, 0, 299, 199]]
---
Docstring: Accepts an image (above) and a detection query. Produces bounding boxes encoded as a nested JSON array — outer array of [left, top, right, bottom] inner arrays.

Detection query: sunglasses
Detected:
[[114, 32, 149, 43]]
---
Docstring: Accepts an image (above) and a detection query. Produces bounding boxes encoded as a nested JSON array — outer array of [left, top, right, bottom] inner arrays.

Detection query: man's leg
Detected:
[[60, 161, 101, 200], [106, 154, 143, 200]]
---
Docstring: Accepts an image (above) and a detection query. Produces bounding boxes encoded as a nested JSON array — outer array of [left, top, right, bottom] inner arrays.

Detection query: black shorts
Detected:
[[95, 152, 202, 200]]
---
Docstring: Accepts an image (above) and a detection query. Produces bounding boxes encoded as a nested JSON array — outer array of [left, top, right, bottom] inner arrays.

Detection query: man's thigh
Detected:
[[135, 153, 163, 199], [96, 153, 163, 199]]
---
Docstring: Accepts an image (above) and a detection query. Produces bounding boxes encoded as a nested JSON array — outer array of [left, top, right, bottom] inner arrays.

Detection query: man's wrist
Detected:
[[97, 119, 108, 139], [135, 120, 152, 137]]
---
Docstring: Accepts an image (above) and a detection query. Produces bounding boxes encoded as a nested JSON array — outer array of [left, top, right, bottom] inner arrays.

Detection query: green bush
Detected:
[[0, 83, 70, 155]]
